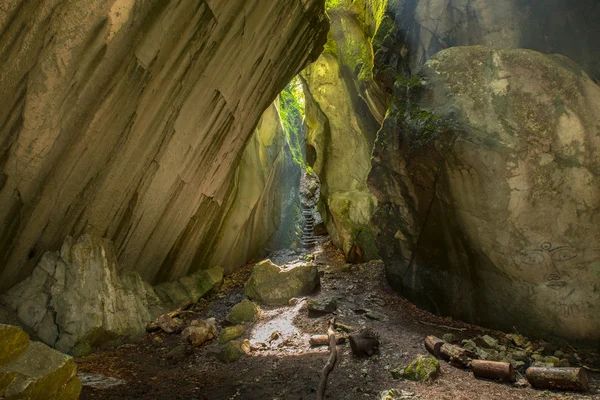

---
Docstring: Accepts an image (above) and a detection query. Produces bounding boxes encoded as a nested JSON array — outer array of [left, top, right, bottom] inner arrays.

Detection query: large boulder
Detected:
[[245, 260, 320, 305], [369, 46, 600, 344], [390, 0, 600, 81], [0, 341, 81, 399], [0, 230, 156, 356]]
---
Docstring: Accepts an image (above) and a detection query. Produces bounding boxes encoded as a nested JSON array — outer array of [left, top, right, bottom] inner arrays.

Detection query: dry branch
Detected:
[[316, 318, 337, 400]]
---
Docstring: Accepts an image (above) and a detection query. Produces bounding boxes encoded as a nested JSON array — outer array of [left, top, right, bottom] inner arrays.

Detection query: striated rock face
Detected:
[[369, 46, 600, 344], [208, 102, 303, 273], [392, 0, 600, 81], [302, 0, 385, 262], [0, 0, 328, 292]]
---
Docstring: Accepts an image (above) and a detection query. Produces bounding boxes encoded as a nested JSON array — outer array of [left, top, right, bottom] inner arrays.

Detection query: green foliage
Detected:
[[279, 76, 309, 170], [326, 0, 345, 10]]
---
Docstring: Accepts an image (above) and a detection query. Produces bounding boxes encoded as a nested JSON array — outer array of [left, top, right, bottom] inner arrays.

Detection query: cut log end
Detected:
[[349, 331, 380, 357], [526, 367, 589, 392], [424, 336, 445, 358]]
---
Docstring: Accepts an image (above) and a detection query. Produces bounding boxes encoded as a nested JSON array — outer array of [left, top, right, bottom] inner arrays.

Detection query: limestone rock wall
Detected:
[[302, 0, 384, 262], [0, 0, 328, 292], [392, 0, 600, 81], [369, 46, 600, 344], [208, 102, 303, 273]]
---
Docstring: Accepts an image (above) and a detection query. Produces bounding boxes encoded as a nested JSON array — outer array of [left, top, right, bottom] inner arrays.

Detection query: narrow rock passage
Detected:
[[76, 239, 600, 400]]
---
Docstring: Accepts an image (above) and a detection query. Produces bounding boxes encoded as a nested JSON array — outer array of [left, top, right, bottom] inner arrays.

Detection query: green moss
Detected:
[[280, 76, 312, 172], [403, 355, 440, 382]]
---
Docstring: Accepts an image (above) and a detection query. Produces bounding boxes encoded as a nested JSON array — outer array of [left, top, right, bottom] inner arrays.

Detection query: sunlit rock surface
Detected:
[[302, 0, 385, 262], [0, 0, 328, 292], [369, 46, 600, 344]]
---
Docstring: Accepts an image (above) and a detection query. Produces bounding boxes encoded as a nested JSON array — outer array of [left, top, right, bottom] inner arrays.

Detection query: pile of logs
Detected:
[[424, 336, 589, 392]]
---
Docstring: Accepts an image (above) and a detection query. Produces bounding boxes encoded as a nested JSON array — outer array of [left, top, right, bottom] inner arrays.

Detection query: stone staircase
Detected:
[[301, 205, 319, 248], [0, 324, 81, 399]]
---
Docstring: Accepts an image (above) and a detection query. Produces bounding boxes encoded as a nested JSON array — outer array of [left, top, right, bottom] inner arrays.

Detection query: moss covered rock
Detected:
[[219, 326, 245, 344], [0, 341, 81, 399], [226, 300, 259, 325], [0, 325, 29, 366], [219, 340, 249, 363], [245, 260, 320, 305], [402, 355, 440, 382]]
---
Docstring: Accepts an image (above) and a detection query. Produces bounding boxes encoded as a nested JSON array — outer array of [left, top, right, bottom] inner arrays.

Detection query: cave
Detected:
[[0, 0, 599, 399]]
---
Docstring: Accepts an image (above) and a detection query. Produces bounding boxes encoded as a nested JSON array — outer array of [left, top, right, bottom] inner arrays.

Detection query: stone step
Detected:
[[0, 341, 81, 399], [0, 324, 29, 367]]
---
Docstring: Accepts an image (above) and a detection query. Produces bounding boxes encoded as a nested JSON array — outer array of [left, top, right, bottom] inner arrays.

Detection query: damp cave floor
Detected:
[[76, 239, 600, 400]]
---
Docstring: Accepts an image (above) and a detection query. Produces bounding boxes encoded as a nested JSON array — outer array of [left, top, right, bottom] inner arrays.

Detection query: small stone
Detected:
[[219, 340, 249, 363], [166, 344, 186, 357], [181, 320, 217, 346], [509, 350, 529, 362], [531, 361, 554, 368], [156, 314, 184, 334], [554, 350, 565, 358], [506, 333, 528, 347], [402, 355, 440, 382], [152, 336, 163, 345], [442, 333, 458, 343], [390, 367, 405, 379], [474, 335, 498, 349], [226, 299, 259, 324], [288, 298, 300, 306], [462, 339, 477, 352], [559, 358, 570, 367], [543, 356, 561, 367], [218, 325, 245, 344], [307, 297, 337, 313]]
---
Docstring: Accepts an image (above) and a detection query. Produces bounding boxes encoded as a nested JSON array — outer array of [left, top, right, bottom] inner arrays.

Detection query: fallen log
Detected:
[[472, 360, 515, 382], [440, 343, 474, 368], [316, 318, 337, 400], [526, 367, 589, 392], [349, 330, 379, 357], [424, 336, 445, 358], [310, 334, 346, 347]]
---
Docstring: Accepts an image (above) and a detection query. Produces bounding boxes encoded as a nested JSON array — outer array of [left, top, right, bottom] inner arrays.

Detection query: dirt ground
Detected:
[[76, 239, 600, 400]]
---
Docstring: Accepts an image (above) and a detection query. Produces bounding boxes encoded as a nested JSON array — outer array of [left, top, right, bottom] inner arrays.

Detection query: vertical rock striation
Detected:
[[0, 0, 328, 292]]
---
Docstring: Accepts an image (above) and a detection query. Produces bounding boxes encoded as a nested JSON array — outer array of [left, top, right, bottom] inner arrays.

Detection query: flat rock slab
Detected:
[[245, 260, 320, 305], [0, 341, 81, 399], [0, 325, 29, 366], [78, 372, 126, 389]]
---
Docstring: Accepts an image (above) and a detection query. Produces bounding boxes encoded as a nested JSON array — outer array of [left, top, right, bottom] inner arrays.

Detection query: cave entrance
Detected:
[[278, 76, 326, 250]]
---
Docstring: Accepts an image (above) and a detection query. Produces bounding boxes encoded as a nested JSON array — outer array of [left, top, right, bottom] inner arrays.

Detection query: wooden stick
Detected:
[[310, 334, 345, 347], [472, 360, 516, 382], [419, 320, 467, 331], [424, 336, 445, 358], [317, 318, 337, 400], [526, 367, 589, 392]]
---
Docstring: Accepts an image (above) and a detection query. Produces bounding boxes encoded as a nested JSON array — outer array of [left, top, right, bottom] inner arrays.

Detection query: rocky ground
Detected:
[[76, 239, 600, 400]]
